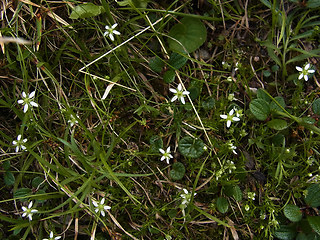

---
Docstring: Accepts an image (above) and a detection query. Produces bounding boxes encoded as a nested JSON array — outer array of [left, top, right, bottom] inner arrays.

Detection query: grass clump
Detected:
[[1, 0, 320, 239]]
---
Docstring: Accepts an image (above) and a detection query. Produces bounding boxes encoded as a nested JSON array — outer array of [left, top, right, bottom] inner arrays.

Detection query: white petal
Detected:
[[109, 34, 114, 41], [22, 206, 27, 211], [177, 84, 182, 91], [298, 73, 304, 80], [23, 104, 28, 113], [166, 146, 171, 153], [12, 140, 17, 145], [160, 156, 165, 161], [101, 210, 105, 217], [171, 96, 178, 102], [296, 66, 303, 71], [305, 63, 310, 70], [18, 99, 24, 104], [183, 91, 190, 95], [22, 212, 27, 217], [104, 205, 111, 210], [226, 120, 231, 128], [29, 91, 35, 98], [30, 101, 38, 107], [17, 135, 22, 140], [180, 96, 186, 104], [28, 201, 33, 209], [22, 92, 27, 98], [229, 109, 234, 115], [23, 139, 27, 143], [111, 23, 118, 29], [220, 115, 227, 119], [113, 30, 120, 35], [166, 159, 170, 164], [28, 214, 32, 220], [169, 88, 177, 93], [55, 237, 61, 240], [232, 117, 240, 121], [103, 31, 108, 37], [159, 148, 165, 154], [92, 201, 98, 207], [50, 232, 54, 238], [168, 154, 173, 158], [100, 198, 105, 205], [95, 208, 99, 213], [183, 189, 188, 194], [31, 209, 38, 213], [105, 25, 110, 30], [15, 146, 19, 152], [304, 75, 309, 81], [308, 69, 315, 73]]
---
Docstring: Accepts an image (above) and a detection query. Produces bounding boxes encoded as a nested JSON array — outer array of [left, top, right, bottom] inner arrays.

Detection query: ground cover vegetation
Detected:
[[1, 0, 320, 239]]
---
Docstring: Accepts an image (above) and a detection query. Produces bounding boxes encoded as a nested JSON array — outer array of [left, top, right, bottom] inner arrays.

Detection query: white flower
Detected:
[[21, 201, 38, 221], [159, 147, 173, 164], [43, 231, 61, 240], [180, 188, 197, 206], [12, 134, 27, 152], [220, 108, 240, 128], [227, 141, 237, 155], [247, 192, 256, 200], [68, 114, 79, 127], [17, 91, 39, 113], [296, 63, 315, 81], [169, 83, 190, 104], [92, 198, 111, 217], [104, 23, 121, 41]]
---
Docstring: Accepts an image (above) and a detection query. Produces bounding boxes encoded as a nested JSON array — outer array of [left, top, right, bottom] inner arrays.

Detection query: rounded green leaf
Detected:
[[312, 99, 320, 115], [169, 162, 186, 181], [308, 216, 320, 235], [149, 136, 163, 153], [274, 225, 297, 240], [224, 185, 243, 202], [168, 17, 207, 53], [202, 97, 215, 110], [149, 56, 164, 73], [267, 119, 288, 130], [217, 197, 228, 214], [270, 96, 286, 112], [249, 98, 270, 121], [257, 89, 271, 103], [305, 184, 320, 208], [178, 137, 205, 158], [283, 204, 302, 222], [14, 188, 32, 201], [4, 171, 15, 186], [168, 52, 188, 70], [70, 3, 105, 19], [163, 70, 176, 83]]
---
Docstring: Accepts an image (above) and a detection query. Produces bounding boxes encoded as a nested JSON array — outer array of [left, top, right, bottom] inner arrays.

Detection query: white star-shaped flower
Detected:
[[42, 231, 61, 240], [104, 23, 121, 41], [68, 114, 79, 127], [180, 188, 197, 206], [92, 198, 111, 217], [227, 141, 237, 155], [21, 201, 38, 221], [220, 108, 240, 128], [159, 147, 173, 164], [12, 134, 27, 152], [17, 91, 39, 113], [169, 83, 190, 104], [296, 63, 315, 81]]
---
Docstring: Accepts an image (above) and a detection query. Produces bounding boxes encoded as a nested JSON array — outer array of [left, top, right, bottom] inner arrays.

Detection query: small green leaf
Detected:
[[169, 162, 186, 181], [302, 117, 316, 125], [167, 209, 177, 218], [263, 70, 271, 77], [149, 136, 163, 153], [283, 204, 302, 222], [4, 171, 15, 186], [267, 119, 288, 130], [216, 197, 228, 214], [202, 97, 215, 110], [257, 89, 271, 103], [312, 99, 320, 115], [14, 188, 32, 201], [168, 17, 207, 53], [32, 177, 44, 188], [270, 96, 286, 112], [3, 160, 10, 171], [70, 3, 105, 19], [163, 70, 176, 83], [305, 184, 320, 208], [149, 56, 164, 73], [224, 185, 242, 201], [274, 225, 297, 240], [178, 137, 205, 158], [308, 216, 320, 235], [249, 99, 270, 121], [168, 52, 188, 69], [307, 0, 320, 8]]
